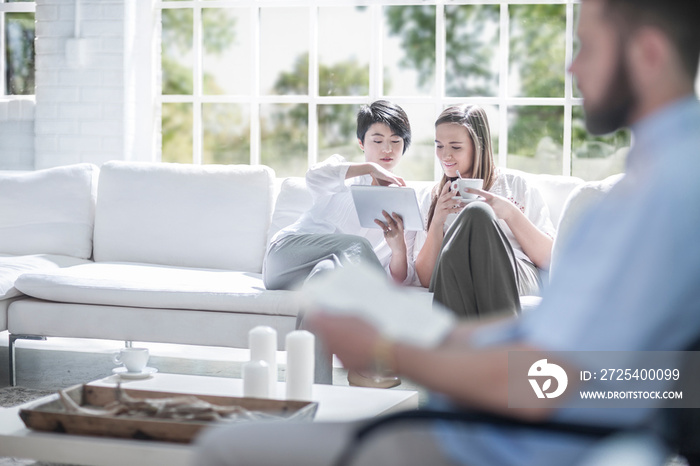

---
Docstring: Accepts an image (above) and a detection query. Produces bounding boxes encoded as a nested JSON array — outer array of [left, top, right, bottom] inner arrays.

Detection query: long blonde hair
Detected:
[[427, 105, 497, 230]]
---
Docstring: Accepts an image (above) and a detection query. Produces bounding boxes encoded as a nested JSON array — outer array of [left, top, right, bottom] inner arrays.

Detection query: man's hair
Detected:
[[356, 100, 412, 155], [600, 0, 700, 80]]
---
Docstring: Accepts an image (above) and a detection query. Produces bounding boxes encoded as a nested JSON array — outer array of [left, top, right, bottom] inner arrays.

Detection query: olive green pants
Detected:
[[430, 202, 542, 319]]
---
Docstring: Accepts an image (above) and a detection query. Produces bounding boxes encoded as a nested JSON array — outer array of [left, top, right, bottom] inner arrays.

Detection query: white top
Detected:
[[271, 155, 417, 285], [412, 170, 555, 279]]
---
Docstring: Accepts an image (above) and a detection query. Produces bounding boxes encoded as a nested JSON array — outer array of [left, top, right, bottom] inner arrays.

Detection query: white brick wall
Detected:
[[0, 0, 157, 170], [34, 0, 126, 169]]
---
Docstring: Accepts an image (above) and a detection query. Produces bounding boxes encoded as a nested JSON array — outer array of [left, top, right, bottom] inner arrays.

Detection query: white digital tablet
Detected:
[[350, 185, 424, 231]]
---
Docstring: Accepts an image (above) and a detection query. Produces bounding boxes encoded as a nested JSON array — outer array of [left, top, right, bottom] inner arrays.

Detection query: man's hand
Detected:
[[307, 312, 381, 372]]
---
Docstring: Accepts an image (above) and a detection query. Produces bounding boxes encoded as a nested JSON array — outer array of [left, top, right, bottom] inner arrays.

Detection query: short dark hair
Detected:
[[356, 100, 412, 155], [600, 0, 700, 80]]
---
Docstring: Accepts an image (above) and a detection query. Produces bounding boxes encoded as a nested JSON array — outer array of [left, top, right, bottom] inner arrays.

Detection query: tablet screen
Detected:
[[350, 185, 424, 231]]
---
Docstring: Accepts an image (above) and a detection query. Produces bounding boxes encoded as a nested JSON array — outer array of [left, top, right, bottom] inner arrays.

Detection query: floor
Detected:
[[0, 332, 426, 401]]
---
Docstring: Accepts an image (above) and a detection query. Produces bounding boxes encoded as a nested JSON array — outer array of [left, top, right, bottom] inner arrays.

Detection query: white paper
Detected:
[[302, 264, 455, 348]]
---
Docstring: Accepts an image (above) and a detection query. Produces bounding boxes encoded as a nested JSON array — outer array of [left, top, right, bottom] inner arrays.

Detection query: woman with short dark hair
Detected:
[[263, 100, 414, 388], [263, 100, 414, 291]]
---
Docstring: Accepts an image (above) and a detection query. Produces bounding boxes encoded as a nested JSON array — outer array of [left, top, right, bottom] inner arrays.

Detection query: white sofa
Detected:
[[1, 161, 600, 385]]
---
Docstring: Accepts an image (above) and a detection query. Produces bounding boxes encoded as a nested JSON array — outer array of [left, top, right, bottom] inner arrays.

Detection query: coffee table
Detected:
[[0, 372, 419, 466]]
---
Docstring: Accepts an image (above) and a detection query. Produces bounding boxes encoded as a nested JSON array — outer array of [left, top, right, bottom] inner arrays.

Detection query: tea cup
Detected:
[[112, 347, 149, 373], [450, 178, 484, 200]]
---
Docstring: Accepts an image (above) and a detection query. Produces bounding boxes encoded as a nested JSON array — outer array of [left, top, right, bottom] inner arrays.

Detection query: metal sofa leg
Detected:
[[9, 334, 47, 386]]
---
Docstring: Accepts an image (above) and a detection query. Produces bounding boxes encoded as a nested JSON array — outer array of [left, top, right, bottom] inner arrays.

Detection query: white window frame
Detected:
[[0, 0, 36, 98], [157, 0, 582, 177]]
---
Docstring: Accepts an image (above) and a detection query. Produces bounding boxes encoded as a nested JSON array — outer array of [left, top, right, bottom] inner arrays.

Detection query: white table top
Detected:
[[0, 372, 419, 466]]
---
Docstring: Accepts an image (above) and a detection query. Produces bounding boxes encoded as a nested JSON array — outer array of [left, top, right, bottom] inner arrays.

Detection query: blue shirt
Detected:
[[436, 95, 700, 465]]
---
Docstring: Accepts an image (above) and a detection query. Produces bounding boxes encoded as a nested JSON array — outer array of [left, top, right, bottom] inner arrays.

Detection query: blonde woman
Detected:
[[414, 105, 555, 318]]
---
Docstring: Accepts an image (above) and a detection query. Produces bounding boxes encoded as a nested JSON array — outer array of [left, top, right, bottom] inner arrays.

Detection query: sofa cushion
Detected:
[[515, 170, 585, 227], [519, 295, 543, 313], [550, 173, 625, 278], [0, 164, 98, 259], [93, 161, 275, 273], [15, 262, 300, 317], [0, 254, 92, 300], [268, 177, 312, 244]]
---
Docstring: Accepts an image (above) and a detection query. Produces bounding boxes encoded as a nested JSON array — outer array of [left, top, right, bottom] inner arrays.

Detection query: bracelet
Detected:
[[372, 337, 397, 375]]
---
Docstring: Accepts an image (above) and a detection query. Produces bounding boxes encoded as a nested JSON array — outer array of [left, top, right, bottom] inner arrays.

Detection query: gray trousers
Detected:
[[264, 233, 385, 384], [193, 419, 457, 466], [430, 202, 542, 320], [264, 234, 384, 291]]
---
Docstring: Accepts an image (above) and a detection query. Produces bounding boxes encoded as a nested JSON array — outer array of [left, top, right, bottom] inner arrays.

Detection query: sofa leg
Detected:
[[8, 334, 47, 387]]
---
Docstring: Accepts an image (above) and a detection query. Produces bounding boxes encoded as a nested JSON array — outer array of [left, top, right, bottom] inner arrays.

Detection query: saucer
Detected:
[[112, 366, 158, 379], [451, 196, 484, 203]]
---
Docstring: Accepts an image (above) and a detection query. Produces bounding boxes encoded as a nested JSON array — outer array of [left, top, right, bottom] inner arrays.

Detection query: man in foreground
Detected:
[[194, 1, 700, 464]]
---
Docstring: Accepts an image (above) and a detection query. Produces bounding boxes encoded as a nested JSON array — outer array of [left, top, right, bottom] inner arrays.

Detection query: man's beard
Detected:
[[583, 53, 636, 135]]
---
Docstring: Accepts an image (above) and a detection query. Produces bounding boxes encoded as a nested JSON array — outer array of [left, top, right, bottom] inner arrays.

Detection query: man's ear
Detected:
[[358, 138, 365, 151], [627, 26, 671, 89]]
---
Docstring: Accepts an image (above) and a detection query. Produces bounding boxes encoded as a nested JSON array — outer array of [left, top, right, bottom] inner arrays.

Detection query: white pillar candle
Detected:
[[285, 330, 315, 401], [243, 360, 269, 398], [249, 326, 277, 397]]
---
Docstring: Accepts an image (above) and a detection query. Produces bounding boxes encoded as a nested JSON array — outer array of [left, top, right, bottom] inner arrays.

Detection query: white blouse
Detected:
[[411, 170, 555, 280], [271, 154, 417, 286]]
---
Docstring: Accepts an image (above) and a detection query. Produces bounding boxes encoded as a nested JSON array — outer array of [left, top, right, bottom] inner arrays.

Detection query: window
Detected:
[[1, 0, 35, 96], [158, 1, 630, 181]]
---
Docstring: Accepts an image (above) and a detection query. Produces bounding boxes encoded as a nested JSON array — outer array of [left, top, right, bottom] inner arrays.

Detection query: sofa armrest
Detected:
[[550, 173, 624, 279]]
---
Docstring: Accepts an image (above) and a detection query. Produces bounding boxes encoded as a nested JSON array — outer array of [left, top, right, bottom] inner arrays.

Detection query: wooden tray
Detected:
[[19, 384, 318, 443]]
